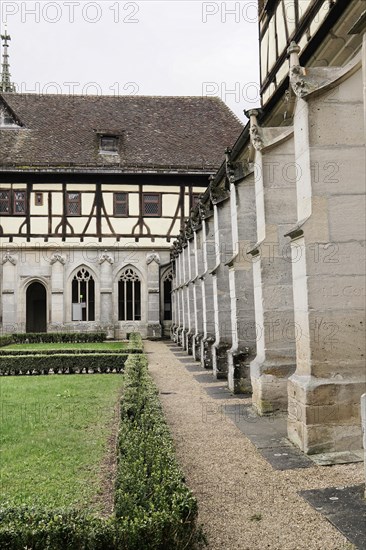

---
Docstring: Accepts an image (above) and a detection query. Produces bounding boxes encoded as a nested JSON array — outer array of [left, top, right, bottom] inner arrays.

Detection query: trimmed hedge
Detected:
[[0, 351, 206, 549], [0, 335, 13, 348], [113, 354, 206, 549], [0, 507, 114, 550], [0, 353, 127, 375], [11, 332, 107, 344], [127, 332, 144, 353], [0, 348, 128, 357]]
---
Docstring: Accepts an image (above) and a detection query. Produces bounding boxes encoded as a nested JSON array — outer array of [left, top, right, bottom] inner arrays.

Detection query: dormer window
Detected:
[[0, 106, 21, 128], [100, 135, 119, 154]]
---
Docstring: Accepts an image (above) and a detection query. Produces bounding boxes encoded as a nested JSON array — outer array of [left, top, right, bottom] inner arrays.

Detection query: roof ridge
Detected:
[[2, 92, 231, 101]]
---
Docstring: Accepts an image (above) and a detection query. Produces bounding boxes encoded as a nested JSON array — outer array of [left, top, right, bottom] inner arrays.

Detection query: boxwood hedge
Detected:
[[11, 332, 107, 344], [0, 335, 13, 348], [0, 351, 206, 549], [0, 348, 142, 359], [0, 353, 127, 375]]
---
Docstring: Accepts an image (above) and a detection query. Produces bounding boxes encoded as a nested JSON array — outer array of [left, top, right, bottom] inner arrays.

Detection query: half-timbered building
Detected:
[[0, 84, 242, 338]]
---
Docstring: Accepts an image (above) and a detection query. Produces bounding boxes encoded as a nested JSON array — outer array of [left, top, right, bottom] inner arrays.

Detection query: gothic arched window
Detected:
[[72, 268, 95, 321], [118, 268, 141, 321], [162, 270, 173, 321]]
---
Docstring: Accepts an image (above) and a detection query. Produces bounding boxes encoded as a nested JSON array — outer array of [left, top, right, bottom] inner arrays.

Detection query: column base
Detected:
[[176, 327, 184, 347], [201, 336, 214, 369], [212, 342, 230, 380], [186, 331, 194, 355], [193, 333, 203, 361], [170, 324, 177, 342], [288, 374, 366, 454], [251, 358, 295, 414], [227, 347, 253, 394], [146, 323, 162, 340]]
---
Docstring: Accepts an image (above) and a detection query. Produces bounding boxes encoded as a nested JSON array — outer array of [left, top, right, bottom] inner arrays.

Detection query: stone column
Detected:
[[182, 242, 190, 350], [286, 43, 366, 453], [200, 212, 216, 369], [1, 251, 18, 333], [98, 251, 114, 339], [176, 246, 185, 347], [50, 253, 66, 330], [246, 109, 297, 414], [227, 169, 257, 393], [146, 251, 162, 339], [170, 255, 178, 341], [211, 192, 233, 380], [193, 226, 204, 360], [186, 235, 195, 354]]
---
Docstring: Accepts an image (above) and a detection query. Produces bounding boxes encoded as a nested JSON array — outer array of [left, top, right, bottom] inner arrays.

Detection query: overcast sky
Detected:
[[1, 1, 260, 121]]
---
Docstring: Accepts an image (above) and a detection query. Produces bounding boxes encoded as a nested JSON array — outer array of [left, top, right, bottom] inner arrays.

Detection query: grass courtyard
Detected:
[[0, 375, 123, 513]]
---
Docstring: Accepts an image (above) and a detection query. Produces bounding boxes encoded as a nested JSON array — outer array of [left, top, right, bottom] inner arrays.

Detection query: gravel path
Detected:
[[146, 341, 363, 550]]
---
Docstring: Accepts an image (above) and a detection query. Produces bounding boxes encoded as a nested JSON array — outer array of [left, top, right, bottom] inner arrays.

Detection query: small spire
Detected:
[[0, 28, 16, 93]]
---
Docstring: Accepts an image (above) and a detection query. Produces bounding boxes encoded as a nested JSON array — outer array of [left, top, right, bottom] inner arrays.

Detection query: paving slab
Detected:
[[300, 484, 366, 549], [309, 450, 364, 466]]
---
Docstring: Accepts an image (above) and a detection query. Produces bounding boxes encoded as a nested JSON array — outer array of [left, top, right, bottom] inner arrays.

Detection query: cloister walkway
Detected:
[[146, 340, 364, 550]]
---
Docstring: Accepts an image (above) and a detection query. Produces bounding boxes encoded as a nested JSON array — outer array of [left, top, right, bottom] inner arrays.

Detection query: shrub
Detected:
[[127, 332, 144, 353], [0, 335, 14, 348], [11, 332, 107, 344], [0, 353, 127, 375], [0, 344, 206, 549], [0, 507, 115, 550], [0, 349, 128, 357], [114, 354, 206, 549]]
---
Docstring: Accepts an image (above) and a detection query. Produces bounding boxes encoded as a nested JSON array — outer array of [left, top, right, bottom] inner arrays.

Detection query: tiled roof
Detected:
[[0, 94, 243, 172]]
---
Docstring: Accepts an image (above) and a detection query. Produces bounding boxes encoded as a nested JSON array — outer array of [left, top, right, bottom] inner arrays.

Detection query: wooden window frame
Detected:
[[66, 192, 81, 216], [142, 193, 161, 217], [0, 189, 27, 216], [35, 192, 44, 206], [13, 190, 27, 215], [0, 189, 11, 215], [114, 192, 129, 217], [100, 135, 119, 154]]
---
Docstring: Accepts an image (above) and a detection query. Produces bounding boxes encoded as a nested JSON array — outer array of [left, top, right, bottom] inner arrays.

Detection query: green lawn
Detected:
[[0, 375, 123, 512], [4, 342, 126, 351]]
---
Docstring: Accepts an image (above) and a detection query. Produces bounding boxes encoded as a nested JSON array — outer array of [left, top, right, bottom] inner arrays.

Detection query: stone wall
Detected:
[[0, 246, 171, 339], [171, 41, 366, 456]]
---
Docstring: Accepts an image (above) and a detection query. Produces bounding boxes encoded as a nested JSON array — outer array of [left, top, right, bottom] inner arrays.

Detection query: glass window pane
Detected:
[[0, 191, 10, 213]]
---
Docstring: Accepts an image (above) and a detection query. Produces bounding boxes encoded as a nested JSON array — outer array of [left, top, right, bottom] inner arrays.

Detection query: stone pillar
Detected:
[[200, 213, 216, 369], [211, 194, 233, 380], [1, 251, 18, 333], [227, 170, 257, 393], [146, 251, 162, 339], [186, 236, 195, 354], [246, 109, 297, 413], [193, 227, 204, 360], [98, 251, 114, 339], [182, 242, 190, 350], [176, 248, 185, 346], [170, 256, 178, 341], [50, 253, 66, 330], [286, 44, 366, 453]]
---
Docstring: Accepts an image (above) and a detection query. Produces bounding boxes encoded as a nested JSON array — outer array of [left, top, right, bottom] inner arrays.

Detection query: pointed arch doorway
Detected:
[[26, 282, 47, 333]]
